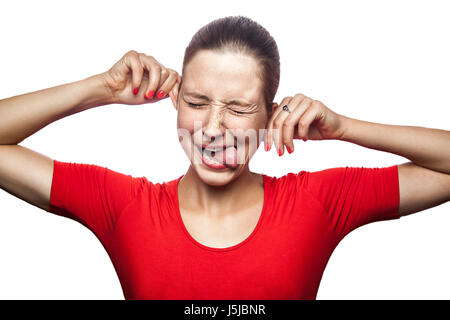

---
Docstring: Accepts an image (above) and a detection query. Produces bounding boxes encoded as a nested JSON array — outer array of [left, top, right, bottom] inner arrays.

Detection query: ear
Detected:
[[169, 74, 182, 111], [268, 102, 278, 117], [272, 102, 279, 112]]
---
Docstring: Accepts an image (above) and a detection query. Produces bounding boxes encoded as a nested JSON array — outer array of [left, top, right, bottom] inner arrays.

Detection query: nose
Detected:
[[202, 106, 226, 142]]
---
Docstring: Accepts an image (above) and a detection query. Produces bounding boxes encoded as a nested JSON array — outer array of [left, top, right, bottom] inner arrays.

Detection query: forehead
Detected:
[[182, 50, 264, 104]]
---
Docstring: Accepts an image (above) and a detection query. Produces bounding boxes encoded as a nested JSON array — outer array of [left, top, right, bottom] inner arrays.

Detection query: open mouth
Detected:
[[194, 144, 238, 169], [196, 144, 225, 163]]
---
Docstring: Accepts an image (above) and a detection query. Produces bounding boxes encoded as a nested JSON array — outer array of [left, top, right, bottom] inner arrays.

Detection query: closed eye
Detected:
[[188, 102, 247, 115], [230, 109, 246, 115]]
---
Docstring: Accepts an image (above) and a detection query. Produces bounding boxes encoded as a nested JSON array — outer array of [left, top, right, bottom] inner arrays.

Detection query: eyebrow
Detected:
[[183, 92, 256, 107]]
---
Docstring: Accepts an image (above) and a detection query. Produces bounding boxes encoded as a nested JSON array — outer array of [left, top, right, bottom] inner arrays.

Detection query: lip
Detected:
[[199, 144, 236, 150], [194, 144, 228, 170]]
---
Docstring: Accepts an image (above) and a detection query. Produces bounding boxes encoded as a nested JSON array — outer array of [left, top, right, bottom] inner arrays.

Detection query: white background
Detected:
[[0, 0, 449, 299]]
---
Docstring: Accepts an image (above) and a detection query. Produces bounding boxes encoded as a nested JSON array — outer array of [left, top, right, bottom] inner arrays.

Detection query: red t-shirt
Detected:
[[47, 160, 400, 300]]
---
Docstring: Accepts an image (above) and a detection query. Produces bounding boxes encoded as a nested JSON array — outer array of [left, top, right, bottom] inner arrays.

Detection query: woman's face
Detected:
[[172, 49, 269, 186]]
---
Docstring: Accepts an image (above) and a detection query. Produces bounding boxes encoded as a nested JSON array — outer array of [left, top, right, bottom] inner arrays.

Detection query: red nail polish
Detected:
[[302, 138, 307, 142], [286, 147, 293, 154], [133, 88, 139, 95], [146, 90, 154, 99], [264, 143, 269, 151], [156, 90, 165, 99], [278, 149, 283, 156]]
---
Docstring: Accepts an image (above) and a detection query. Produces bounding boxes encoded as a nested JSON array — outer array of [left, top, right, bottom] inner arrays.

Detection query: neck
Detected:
[[178, 165, 264, 218]]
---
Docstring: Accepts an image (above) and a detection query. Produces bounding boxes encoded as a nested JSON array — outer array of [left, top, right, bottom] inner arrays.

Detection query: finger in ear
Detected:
[[169, 75, 182, 109], [272, 102, 279, 112]]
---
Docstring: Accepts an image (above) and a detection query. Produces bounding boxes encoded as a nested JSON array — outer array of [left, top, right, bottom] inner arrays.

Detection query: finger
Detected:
[[138, 54, 159, 99], [271, 96, 294, 156], [154, 67, 171, 99], [170, 73, 181, 96], [145, 59, 162, 99], [157, 69, 178, 100], [125, 51, 144, 95], [169, 73, 181, 105], [284, 97, 311, 143], [266, 97, 291, 151], [281, 94, 308, 153], [297, 101, 319, 140], [265, 103, 279, 151]]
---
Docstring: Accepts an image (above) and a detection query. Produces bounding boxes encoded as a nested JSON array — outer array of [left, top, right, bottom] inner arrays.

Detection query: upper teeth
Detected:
[[204, 148, 223, 152]]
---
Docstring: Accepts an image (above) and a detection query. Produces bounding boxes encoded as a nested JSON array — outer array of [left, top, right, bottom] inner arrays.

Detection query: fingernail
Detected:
[[286, 146, 293, 154], [278, 148, 283, 156], [264, 143, 269, 152], [302, 138, 307, 142], [156, 90, 165, 99], [146, 90, 154, 99], [133, 88, 139, 95], [266, 137, 271, 151]]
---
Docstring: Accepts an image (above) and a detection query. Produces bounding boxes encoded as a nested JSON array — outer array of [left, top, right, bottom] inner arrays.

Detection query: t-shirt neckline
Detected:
[[174, 173, 270, 252]]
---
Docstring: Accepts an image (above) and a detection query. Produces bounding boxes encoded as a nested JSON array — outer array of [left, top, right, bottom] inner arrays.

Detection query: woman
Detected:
[[0, 15, 449, 300]]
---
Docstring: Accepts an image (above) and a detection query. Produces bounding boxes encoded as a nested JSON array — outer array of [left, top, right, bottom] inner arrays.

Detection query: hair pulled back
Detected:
[[181, 15, 280, 115]]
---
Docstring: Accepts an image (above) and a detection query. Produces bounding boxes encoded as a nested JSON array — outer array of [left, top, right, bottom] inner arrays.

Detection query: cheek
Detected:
[[177, 107, 200, 133], [233, 116, 266, 143]]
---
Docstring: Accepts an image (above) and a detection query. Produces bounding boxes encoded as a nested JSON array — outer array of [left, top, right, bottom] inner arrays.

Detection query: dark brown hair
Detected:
[[181, 15, 280, 116]]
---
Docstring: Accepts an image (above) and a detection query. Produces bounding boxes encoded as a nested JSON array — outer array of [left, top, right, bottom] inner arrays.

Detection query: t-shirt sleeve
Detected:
[[46, 159, 143, 244], [300, 164, 400, 239]]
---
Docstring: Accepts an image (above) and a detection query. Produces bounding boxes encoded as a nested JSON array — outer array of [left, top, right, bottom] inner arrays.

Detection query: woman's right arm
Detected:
[[0, 74, 110, 211], [0, 50, 180, 211]]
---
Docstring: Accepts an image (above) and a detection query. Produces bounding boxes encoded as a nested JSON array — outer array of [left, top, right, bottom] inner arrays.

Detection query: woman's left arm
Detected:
[[339, 116, 450, 216], [265, 93, 450, 217]]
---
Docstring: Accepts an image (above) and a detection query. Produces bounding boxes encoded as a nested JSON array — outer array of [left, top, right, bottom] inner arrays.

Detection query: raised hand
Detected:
[[265, 93, 345, 155], [99, 50, 181, 105]]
